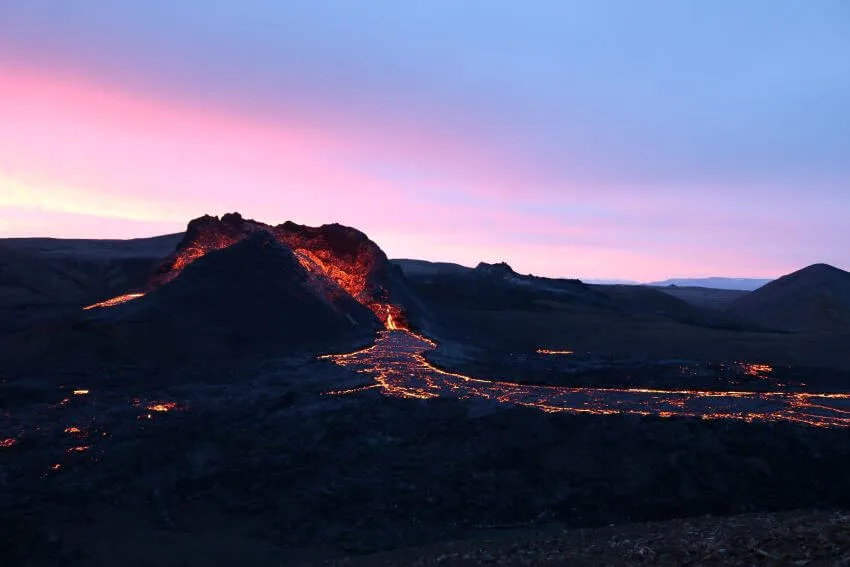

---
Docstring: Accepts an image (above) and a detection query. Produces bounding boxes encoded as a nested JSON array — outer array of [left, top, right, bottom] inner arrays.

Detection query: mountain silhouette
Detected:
[[728, 263, 850, 331], [649, 277, 771, 291]]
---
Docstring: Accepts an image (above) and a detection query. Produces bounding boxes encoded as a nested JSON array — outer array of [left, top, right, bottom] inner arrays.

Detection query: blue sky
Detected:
[[0, 1, 848, 278]]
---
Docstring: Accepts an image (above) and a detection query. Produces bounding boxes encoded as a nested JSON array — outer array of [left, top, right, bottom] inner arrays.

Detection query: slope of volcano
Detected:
[[141, 213, 417, 329], [0, 231, 381, 370]]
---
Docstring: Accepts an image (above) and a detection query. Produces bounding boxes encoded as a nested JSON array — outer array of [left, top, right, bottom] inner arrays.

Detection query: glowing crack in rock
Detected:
[[320, 330, 850, 429]]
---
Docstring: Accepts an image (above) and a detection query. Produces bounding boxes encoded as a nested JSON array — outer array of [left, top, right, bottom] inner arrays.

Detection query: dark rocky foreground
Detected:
[[3, 232, 850, 565], [324, 511, 850, 566], [3, 349, 850, 566]]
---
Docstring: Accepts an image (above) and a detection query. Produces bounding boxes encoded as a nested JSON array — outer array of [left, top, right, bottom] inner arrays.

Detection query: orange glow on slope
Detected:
[[82, 217, 408, 329], [281, 238, 408, 330], [741, 363, 774, 377], [320, 330, 850, 429], [147, 402, 178, 412], [83, 293, 145, 310], [386, 311, 399, 330], [72, 389, 89, 395]]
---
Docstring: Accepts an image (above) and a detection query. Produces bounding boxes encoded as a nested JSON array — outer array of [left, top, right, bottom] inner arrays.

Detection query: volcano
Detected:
[[86, 213, 412, 329], [95, 213, 414, 330], [93, 230, 381, 360], [728, 263, 850, 331], [2, 214, 421, 370]]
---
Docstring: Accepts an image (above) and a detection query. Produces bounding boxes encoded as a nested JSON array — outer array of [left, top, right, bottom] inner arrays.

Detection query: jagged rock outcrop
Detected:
[[474, 261, 519, 279]]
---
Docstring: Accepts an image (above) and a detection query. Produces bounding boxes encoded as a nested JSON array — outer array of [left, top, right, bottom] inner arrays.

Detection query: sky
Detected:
[[0, 1, 848, 280]]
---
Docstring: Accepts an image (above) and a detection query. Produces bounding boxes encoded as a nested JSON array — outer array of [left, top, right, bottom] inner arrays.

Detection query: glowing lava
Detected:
[[80, 215, 409, 330], [321, 330, 850, 429], [83, 293, 145, 310], [741, 363, 774, 378], [147, 402, 178, 412], [72, 389, 89, 395], [537, 349, 575, 355], [386, 310, 399, 330], [0, 438, 17, 448]]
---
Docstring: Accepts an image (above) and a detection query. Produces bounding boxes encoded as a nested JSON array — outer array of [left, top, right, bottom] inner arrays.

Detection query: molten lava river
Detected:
[[321, 330, 850, 429]]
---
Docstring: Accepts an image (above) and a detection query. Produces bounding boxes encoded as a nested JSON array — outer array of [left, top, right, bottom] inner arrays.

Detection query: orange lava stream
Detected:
[[386, 311, 399, 330], [83, 293, 145, 310], [537, 349, 574, 355], [147, 402, 178, 412], [321, 330, 850, 429]]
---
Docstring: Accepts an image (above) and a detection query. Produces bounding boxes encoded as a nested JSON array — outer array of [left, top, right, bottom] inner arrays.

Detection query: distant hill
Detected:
[[652, 286, 749, 311], [583, 278, 640, 285], [0, 234, 182, 327], [392, 258, 472, 278], [648, 277, 771, 291], [0, 233, 183, 259], [728, 264, 850, 332]]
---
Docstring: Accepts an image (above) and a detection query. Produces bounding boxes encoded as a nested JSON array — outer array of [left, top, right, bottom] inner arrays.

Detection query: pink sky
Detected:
[[0, 64, 840, 280]]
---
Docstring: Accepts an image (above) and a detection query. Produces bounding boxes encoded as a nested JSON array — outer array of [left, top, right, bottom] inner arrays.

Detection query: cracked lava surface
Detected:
[[321, 330, 850, 429]]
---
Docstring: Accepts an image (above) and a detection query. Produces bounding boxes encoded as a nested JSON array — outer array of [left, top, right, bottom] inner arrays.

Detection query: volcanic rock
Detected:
[[728, 263, 850, 331], [149, 213, 422, 330], [474, 261, 519, 279]]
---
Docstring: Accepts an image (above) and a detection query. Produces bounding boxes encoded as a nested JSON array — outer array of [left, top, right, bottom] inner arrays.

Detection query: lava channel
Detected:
[[320, 330, 850, 429]]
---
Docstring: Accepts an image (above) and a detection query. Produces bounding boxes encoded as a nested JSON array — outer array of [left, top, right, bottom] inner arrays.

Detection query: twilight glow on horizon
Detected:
[[1, 1, 848, 280]]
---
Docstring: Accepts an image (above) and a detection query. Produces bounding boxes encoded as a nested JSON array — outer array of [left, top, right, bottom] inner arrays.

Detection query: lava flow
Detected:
[[321, 330, 850, 429], [83, 293, 145, 310]]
